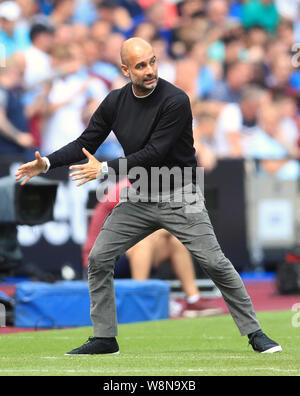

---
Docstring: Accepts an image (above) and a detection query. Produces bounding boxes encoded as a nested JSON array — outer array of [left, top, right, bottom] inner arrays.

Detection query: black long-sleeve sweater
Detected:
[[47, 78, 198, 191]]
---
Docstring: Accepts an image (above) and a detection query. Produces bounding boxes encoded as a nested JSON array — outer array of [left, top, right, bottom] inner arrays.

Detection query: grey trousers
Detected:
[[88, 185, 261, 337]]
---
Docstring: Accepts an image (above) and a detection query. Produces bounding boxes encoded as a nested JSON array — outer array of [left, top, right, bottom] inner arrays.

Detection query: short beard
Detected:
[[138, 83, 155, 93], [133, 77, 158, 95]]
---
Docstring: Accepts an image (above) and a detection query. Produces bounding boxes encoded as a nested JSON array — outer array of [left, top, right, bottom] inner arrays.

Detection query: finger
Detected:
[[16, 174, 25, 181], [76, 178, 89, 187], [17, 163, 30, 171], [15, 170, 28, 178], [82, 148, 93, 160], [69, 170, 84, 177], [69, 164, 86, 170], [35, 151, 42, 160], [71, 175, 86, 181], [20, 176, 31, 186]]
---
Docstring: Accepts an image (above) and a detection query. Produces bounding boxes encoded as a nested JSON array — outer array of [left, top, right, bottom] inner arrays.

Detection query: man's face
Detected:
[[0, 18, 15, 35], [121, 47, 158, 95]]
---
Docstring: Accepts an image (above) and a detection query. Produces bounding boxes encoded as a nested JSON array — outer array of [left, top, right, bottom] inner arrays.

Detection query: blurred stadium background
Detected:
[[1, 0, 300, 331]]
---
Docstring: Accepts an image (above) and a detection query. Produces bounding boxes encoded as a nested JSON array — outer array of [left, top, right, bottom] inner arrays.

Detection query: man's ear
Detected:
[[121, 64, 130, 78]]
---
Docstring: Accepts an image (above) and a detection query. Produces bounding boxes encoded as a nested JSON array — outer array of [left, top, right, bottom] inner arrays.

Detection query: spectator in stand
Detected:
[[16, 0, 38, 18], [192, 111, 218, 172], [206, 60, 253, 103], [72, 0, 98, 26], [206, 0, 229, 29], [176, 0, 205, 27], [72, 23, 90, 45], [0, 58, 33, 156], [53, 23, 73, 46], [14, 22, 55, 149], [49, 0, 76, 27], [82, 177, 223, 317], [15, 0, 39, 34], [41, 43, 108, 155], [242, 0, 280, 34], [0, 1, 31, 58], [205, 0, 232, 62], [151, 36, 176, 84], [142, 1, 177, 47], [90, 22, 125, 87], [81, 38, 112, 89], [274, 95, 300, 158], [80, 38, 123, 161], [91, 19, 112, 47], [17, 22, 55, 89], [133, 21, 158, 42], [95, 0, 139, 39], [266, 53, 296, 98], [277, 20, 296, 49], [102, 32, 126, 69], [175, 41, 217, 102], [248, 103, 300, 179], [101, 32, 127, 89], [213, 85, 264, 158]]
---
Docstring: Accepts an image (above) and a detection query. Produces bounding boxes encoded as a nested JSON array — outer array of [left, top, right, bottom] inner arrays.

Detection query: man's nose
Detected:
[[146, 64, 154, 75]]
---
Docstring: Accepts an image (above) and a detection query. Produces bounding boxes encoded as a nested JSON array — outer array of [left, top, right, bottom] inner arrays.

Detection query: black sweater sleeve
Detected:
[[47, 94, 113, 169], [107, 93, 191, 173]]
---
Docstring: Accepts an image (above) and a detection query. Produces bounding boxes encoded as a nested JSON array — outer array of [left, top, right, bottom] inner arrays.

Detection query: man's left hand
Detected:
[[69, 148, 102, 187]]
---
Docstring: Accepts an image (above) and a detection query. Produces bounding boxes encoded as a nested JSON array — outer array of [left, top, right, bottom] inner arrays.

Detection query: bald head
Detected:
[[120, 37, 158, 96], [120, 37, 153, 66]]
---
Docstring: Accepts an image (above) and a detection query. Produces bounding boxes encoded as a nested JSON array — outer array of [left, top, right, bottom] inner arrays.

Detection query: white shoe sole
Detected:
[[64, 351, 120, 356], [261, 345, 282, 354]]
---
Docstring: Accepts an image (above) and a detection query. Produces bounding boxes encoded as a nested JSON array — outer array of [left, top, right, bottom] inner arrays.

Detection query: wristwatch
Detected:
[[101, 161, 109, 176]]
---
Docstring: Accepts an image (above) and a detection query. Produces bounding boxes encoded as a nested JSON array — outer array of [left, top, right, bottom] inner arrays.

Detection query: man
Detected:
[[0, 58, 33, 155], [0, 1, 30, 57], [206, 60, 253, 104], [213, 85, 263, 158], [16, 38, 282, 355]]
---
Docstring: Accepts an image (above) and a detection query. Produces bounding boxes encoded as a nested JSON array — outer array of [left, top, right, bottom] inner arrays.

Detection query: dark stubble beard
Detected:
[[133, 74, 158, 95]]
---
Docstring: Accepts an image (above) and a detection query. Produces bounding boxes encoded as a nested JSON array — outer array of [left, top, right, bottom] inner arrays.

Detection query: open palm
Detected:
[[69, 148, 102, 187], [15, 151, 47, 186]]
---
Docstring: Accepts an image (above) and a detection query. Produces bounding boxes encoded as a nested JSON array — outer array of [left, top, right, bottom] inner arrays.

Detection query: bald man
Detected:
[[16, 38, 281, 355]]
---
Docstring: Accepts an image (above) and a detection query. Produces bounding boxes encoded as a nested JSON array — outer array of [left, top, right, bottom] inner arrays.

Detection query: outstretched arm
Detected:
[[15, 93, 114, 186]]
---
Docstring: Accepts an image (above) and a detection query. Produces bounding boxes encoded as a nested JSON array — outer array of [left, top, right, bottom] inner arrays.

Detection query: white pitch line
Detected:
[[0, 367, 299, 375]]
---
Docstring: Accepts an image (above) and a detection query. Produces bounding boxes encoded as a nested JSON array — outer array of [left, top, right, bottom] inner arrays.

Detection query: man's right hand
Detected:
[[15, 151, 47, 186]]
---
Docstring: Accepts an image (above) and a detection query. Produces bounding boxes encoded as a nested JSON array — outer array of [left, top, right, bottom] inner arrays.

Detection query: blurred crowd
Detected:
[[0, 0, 300, 179]]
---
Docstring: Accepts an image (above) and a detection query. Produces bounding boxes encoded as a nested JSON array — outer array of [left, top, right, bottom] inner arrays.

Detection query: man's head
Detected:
[[30, 23, 55, 53], [239, 85, 263, 122], [206, 0, 228, 26], [0, 57, 22, 88], [120, 37, 158, 96], [0, 1, 21, 36], [226, 61, 253, 91]]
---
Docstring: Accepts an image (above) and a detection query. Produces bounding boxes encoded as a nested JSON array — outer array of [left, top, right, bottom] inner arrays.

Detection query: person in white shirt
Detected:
[[214, 86, 263, 158], [41, 43, 108, 155], [248, 102, 300, 180], [18, 23, 55, 89]]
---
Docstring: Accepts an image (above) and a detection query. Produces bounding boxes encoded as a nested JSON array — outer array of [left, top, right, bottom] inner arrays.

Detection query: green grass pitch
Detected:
[[0, 310, 299, 376]]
